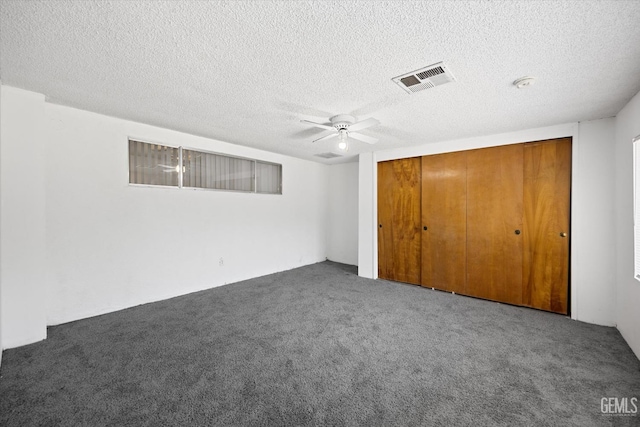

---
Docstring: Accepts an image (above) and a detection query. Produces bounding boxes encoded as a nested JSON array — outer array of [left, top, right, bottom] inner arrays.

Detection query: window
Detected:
[[634, 135, 640, 280], [256, 161, 282, 194], [183, 149, 255, 192], [128, 140, 180, 187], [128, 139, 282, 194]]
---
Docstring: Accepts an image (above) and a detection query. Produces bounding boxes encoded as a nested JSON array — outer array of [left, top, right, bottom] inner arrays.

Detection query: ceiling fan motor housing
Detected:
[[330, 114, 356, 130]]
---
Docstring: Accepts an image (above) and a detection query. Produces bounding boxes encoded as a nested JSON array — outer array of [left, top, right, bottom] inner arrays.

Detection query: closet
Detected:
[[377, 138, 571, 315]]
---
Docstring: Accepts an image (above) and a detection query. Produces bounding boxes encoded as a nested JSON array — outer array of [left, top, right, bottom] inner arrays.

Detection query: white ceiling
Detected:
[[1, 1, 640, 164]]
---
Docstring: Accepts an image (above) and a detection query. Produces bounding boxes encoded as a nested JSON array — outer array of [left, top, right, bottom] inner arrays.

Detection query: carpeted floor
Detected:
[[1, 261, 639, 426]]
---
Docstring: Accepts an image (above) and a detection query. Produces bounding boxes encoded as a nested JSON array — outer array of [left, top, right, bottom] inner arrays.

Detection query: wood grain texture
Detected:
[[421, 151, 467, 293], [377, 158, 422, 285], [523, 138, 571, 314], [466, 144, 524, 305]]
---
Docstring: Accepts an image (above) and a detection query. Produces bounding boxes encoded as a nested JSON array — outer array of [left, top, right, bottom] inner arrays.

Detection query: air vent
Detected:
[[416, 66, 445, 80], [315, 152, 343, 159], [392, 62, 455, 94]]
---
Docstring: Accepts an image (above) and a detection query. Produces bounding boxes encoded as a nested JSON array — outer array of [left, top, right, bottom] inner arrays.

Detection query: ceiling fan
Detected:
[[300, 114, 380, 151]]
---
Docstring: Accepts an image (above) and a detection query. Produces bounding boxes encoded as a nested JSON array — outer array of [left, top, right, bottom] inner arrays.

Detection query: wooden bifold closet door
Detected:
[[421, 151, 467, 294], [466, 144, 524, 306], [377, 157, 421, 285], [522, 138, 571, 313], [378, 138, 571, 315]]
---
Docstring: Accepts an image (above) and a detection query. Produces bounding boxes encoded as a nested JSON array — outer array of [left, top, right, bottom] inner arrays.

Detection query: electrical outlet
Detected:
[[219, 257, 224, 266]]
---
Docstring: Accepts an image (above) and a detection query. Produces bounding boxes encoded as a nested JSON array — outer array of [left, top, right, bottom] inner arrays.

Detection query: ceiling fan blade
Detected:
[[348, 117, 380, 132], [349, 132, 378, 145], [300, 120, 335, 131], [313, 133, 339, 143]]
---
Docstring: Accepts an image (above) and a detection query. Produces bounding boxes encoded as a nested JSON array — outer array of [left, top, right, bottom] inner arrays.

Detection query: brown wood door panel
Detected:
[[378, 161, 392, 281], [466, 144, 524, 305], [378, 139, 571, 315], [377, 158, 422, 285], [421, 151, 467, 293], [523, 138, 571, 314]]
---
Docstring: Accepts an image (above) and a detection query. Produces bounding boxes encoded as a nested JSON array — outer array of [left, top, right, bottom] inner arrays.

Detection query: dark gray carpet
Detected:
[[1, 261, 639, 426]]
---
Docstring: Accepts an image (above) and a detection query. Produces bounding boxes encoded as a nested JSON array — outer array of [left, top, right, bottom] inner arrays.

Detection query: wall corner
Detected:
[[0, 85, 48, 349]]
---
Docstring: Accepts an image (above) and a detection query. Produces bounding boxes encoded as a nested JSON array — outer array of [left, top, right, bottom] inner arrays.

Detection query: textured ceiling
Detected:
[[1, 1, 640, 164]]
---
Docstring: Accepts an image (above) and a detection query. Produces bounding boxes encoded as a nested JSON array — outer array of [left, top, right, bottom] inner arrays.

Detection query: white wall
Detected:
[[358, 152, 376, 278], [0, 85, 330, 347], [43, 102, 329, 325], [0, 86, 48, 349], [615, 89, 640, 358], [358, 121, 618, 326], [573, 118, 617, 325], [327, 162, 358, 265]]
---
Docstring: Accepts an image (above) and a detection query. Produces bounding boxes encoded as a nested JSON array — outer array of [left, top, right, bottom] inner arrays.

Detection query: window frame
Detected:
[[127, 138, 182, 190], [255, 159, 283, 195], [181, 145, 257, 194], [128, 138, 283, 195]]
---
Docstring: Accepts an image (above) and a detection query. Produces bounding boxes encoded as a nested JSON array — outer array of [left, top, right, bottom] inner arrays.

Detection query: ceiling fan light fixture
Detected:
[[337, 129, 349, 151], [301, 114, 379, 149]]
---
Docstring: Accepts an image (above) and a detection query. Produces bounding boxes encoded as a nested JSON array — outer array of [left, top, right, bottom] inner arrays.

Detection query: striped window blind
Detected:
[[128, 140, 180, 187], [634, 135, 640, 281], [182, 149, 255, 192], [256, 161, 282, 194], [128, 139, 282, 195]]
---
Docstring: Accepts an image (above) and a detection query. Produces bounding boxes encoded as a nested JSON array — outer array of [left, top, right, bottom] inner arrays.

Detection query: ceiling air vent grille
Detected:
[[315, 152, 343, 159], [392, 62, 455, 94], [416, 66, 444, 80]]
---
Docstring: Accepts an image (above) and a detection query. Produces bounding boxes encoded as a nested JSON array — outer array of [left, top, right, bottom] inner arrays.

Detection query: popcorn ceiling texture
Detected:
[[1, 0, 639, 163]]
